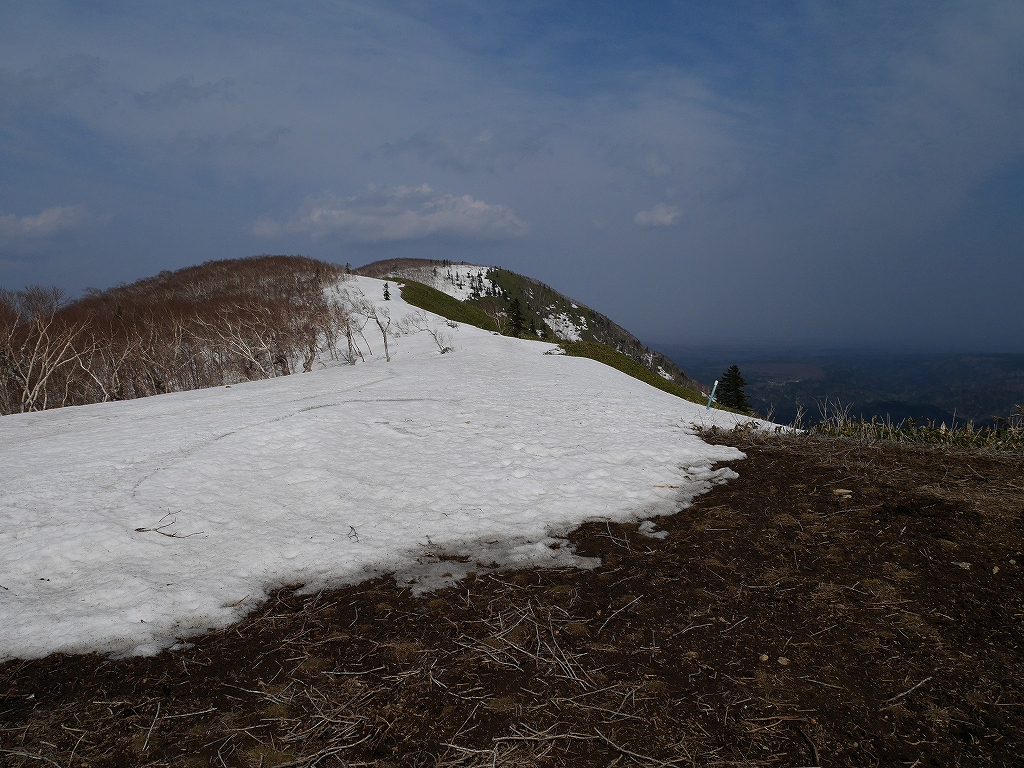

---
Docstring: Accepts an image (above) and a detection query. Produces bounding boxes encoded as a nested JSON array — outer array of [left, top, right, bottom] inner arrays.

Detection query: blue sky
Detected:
[[2, 1, 1022, 351]]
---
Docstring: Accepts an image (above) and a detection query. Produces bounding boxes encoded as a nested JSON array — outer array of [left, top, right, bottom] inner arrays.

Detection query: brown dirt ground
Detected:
[[2, 433, 1022, 767]]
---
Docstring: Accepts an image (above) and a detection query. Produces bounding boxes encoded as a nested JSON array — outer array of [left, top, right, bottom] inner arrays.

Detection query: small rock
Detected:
[[953, 561, 971, 570], [993, 566, 1000, 575], [778, 657, 790, 666], [759, 654, 769, 662], [637, 520, 669, 540]]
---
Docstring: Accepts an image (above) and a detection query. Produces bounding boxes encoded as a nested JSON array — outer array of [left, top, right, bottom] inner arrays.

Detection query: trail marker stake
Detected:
[[706, 380, 718, 411]]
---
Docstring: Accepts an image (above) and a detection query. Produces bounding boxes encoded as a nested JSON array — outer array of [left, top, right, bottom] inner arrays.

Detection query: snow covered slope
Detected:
[[357, 258, 702, 391], [0, 277, 762, 662], [381, 262, 495, 302]]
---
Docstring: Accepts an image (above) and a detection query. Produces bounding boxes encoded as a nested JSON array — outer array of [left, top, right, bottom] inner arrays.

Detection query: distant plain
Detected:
[[659, 345, 1024, 427]]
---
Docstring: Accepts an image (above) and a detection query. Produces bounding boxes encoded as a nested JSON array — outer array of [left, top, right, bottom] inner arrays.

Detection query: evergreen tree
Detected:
[[717, 365, 750, 412], [508, 298, 524, 337], [383, 282, 391, 301]]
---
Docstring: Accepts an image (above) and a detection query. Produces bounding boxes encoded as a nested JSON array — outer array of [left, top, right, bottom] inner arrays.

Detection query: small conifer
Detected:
[[717, 365, 750, 412], [508, 298, 524, 337]]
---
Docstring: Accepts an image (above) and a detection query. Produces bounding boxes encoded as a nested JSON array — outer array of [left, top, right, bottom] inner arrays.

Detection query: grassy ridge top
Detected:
[[558, 340, 736, 410], [392, 279, 497, 332], [395, 278, 736, 412], [364, 257, 704, 393]]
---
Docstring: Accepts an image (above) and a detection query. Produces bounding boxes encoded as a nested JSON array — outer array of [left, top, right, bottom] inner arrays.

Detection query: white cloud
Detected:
[[634, 203, 682, 228], [0, 205, 89, 239], [254, 185, 530, 242]]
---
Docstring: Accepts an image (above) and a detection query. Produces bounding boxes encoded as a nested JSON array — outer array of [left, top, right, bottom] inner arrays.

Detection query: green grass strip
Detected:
[[393, 280, 737, 414], [558, 341, 740, 411], [392, 279, 497, 331]]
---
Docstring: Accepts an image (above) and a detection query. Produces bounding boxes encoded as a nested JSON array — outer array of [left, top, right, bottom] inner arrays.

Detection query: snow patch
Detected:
[[389, 263, 495, 302], [637, 520, 669, 539], [0, 276, 766, 661], [544, 312, 587, 342]]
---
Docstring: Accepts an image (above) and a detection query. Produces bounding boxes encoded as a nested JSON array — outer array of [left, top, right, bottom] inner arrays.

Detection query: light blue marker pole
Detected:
[[706, 380, 719, 411]]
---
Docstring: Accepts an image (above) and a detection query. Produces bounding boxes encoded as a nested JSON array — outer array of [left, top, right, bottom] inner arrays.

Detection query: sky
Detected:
[[1, 1, 1022, 352]]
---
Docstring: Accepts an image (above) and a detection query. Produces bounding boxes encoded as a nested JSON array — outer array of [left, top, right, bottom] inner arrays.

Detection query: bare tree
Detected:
[[397, 310, 454, 354], [369, 304, 393, 362], [193, 304, 280, 381], [347, 294, 395, 362], [478, 298, 507, 335], [344, 310, 360, 364], [0, 287, 90, 413]]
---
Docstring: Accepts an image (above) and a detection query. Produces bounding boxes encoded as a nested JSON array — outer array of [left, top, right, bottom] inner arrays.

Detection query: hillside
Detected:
[[0, 256, 348, 415], [2, 263, 1022, 767], [2, 256, 718, 418], [355, 258, 707, 394], [1, 273, 758, 662]]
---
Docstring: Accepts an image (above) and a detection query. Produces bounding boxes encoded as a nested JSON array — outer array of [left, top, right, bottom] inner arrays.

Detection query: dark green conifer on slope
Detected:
[[508, 298, 524, 337], [718, 365, 750, 413]]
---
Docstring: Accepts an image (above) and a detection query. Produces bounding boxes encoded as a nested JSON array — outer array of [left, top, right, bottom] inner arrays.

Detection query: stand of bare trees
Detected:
[[0, 256, 359, 416], [0, 286, 89, 414]]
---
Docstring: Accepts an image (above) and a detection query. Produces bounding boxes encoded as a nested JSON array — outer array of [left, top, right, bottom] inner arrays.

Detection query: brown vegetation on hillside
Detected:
[[0, 256, 352, 416]]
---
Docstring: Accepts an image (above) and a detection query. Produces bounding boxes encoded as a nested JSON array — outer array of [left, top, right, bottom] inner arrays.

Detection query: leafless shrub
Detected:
[[478, 298, 507, 335], [397, 310, 455, 354], [350, 297, 393, 362]]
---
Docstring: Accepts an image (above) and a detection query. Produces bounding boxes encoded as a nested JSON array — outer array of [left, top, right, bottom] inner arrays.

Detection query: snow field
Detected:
[[0, 277, 760, 661], [544, 311, 587, 342], [390, 263, 495, 302]]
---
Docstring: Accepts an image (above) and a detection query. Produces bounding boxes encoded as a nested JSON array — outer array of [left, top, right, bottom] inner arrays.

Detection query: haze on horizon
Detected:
[[1, 1, 1022, 353]]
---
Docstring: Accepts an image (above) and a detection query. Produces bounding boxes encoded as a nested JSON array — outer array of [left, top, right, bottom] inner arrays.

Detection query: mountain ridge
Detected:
[[355, 257, 706, 393], [1, 255, 713, 416]]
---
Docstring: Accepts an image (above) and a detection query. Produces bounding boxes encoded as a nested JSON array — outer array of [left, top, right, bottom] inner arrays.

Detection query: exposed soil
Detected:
[[2, 434, 1022, 767]]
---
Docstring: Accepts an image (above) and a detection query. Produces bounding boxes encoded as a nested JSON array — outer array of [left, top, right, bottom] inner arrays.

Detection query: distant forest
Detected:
[[0, 256, 357, 416]]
